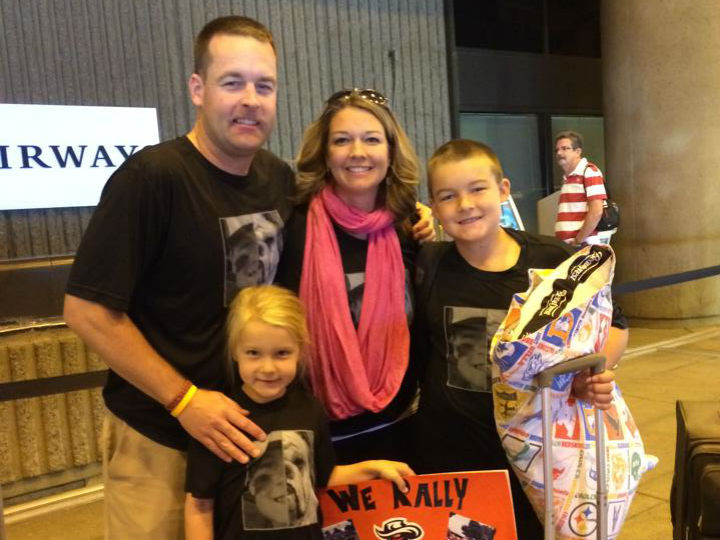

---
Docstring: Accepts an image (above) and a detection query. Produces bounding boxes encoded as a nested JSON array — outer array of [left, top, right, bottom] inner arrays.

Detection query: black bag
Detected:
[[597, 199, 620, 231], [670, 400, 720, 539], [584, 164, 620, 232]]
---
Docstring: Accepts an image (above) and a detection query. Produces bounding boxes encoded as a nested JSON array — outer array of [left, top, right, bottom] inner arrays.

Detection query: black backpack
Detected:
[[583, 164, 619, 232]]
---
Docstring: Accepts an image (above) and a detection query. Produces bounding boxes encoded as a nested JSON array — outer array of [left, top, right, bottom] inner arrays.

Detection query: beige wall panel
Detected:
[[35, 340, 74, 472], [0, 346, 23, 483], [8, 342, 49, 477], [61, 336, 99, 465], [87, 351, 107, 453], [0, 329, 106, 488]]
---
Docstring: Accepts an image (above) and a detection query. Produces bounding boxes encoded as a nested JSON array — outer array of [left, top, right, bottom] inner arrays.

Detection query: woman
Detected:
[[276, 88, 423, 465]]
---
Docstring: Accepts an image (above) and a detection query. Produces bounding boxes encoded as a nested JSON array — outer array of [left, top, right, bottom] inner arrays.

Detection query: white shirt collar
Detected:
[[567, 157, 588, 177]]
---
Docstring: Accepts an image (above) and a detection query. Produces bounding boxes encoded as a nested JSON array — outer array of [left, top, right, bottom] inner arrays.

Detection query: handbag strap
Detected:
[[583, 163, 612, 199]]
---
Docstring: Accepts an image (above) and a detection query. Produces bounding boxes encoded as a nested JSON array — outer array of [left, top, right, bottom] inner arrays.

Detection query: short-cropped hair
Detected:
[[427, 139, 504, 196], [194, 15, 275, 76]]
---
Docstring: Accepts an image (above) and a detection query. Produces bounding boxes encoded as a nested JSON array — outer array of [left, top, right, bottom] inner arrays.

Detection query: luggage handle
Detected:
[[536, 353, 606, 387], [539, 353, 608, 540]]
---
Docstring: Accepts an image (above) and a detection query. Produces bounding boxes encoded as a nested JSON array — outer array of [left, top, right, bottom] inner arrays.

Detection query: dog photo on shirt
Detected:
[[220, 210, 283, 305], [444, 306, 505, 393], [242, 430, 318, 530]]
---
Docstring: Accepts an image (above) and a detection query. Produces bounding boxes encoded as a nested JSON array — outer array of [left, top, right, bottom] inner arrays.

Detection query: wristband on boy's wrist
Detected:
[[166, 379, 192, 412], [170, 385, 198, 418]]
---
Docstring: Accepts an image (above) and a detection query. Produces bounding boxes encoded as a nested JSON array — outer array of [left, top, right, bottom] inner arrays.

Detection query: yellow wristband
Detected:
[[171, 385, 197, 418]]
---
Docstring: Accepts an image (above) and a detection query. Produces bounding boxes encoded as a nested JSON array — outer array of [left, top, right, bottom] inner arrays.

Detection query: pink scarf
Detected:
[[299, 186, 410, 419]]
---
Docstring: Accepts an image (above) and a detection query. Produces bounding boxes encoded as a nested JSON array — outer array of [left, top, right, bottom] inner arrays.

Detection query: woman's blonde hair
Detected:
[[295, 90, 420, 221], [226, 285, 309, 375]]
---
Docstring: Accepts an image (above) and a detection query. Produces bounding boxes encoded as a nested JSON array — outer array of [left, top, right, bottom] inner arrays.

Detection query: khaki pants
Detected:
[[102, 412, 186, 540]]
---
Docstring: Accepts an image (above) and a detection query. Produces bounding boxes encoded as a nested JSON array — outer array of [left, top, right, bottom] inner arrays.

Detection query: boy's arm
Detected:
[[602, 325, 629, 370], [411, 242, 451, 380], [328, 460, 414, 492], [185, 494, 214, 540], [571, 326, 629, 409]]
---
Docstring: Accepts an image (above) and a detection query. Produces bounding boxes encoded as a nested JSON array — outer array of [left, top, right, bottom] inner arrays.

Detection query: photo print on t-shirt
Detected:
[[345, 271, 414, 328], [444, 306, 506, 393], [447, 512, 496, 540], [345, 272, 365, 328], [322, 519, 361, 540], [220, 210, 283, 306], [242, 430, 318, 530]]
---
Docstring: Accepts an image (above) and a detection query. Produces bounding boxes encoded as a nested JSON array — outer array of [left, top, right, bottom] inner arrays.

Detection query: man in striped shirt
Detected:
[[553, 130, 608, 246]]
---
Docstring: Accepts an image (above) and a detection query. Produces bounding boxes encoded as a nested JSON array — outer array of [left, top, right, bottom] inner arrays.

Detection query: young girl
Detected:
[[184, 285, 413, 540]]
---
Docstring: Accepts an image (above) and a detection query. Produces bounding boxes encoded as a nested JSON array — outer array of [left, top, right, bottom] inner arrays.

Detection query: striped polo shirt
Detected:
[[554, 157, 607, 243]]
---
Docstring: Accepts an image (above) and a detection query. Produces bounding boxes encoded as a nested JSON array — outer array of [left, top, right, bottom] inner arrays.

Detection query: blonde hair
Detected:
[[295, 91, 420, 221], [226, 285, 309, 373], [427, 139, 504, 197]]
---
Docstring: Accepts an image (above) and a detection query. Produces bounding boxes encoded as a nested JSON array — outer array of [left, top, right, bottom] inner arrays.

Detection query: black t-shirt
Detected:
[[275, 203, 418, 439], [413, 229, 627, 473], [66, 137, 295, 449], [186, 384, 335, 540]]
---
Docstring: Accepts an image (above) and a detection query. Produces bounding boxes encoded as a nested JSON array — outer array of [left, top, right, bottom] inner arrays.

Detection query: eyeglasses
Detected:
[[326, 88, 389, 107]]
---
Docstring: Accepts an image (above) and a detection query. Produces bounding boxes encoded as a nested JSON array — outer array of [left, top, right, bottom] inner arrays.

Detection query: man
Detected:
[[65, 15, 433, 539], [553, 130, 609, 246], [64, 16, 288, 539]]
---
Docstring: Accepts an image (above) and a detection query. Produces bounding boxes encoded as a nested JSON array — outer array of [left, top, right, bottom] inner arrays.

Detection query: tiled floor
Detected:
[[5, 325, 720, 540], [616, 327, 720, 540], [5, 500, 103, 540]]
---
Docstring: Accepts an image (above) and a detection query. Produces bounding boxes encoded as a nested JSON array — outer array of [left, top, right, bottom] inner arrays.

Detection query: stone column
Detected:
[[602, 1, 720, 321]]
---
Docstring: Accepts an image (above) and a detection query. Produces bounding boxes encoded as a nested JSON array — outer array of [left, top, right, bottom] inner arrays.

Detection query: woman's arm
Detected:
[[411, 201, 436, 243], [185, 494, 215, 540]]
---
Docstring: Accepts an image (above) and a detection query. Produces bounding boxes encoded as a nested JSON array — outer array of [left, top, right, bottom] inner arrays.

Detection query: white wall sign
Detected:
[[0, 104, 160, 210]]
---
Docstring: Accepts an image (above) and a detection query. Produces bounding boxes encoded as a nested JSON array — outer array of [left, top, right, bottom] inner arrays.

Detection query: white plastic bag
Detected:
[[490, 245, 650, 540]]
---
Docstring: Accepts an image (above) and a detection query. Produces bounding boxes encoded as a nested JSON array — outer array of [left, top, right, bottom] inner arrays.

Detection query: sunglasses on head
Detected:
[[326, 88, 389, 107]]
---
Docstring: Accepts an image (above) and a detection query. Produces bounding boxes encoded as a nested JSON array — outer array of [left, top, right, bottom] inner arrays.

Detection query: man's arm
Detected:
[[63, 294, 264, 462], [572, 198, 604, 245]]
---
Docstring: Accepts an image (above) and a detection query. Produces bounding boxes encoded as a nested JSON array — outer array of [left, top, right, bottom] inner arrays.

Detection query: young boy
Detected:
[[412, 139, 628, 540]]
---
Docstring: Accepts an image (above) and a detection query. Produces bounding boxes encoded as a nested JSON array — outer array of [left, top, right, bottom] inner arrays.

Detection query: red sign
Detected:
[[319, 471, 518, 540]]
